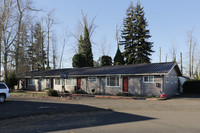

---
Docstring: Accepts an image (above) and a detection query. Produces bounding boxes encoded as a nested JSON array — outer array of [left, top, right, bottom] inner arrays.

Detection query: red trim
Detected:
[[77, 78, 81, 90]]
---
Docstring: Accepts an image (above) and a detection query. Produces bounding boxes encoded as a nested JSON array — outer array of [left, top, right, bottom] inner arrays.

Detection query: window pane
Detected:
[[144, 77, 148, 82], [110, 77, 116, 86], [55, 78, 60, 85], [0, 84, 6, 89], [66, 78, 76, 85], [88, 77, 97, 83], [117, 77, 119, 86], [149, 76, 154, 82], [107, 77, 110, 86], [28, 79, 34, 85]]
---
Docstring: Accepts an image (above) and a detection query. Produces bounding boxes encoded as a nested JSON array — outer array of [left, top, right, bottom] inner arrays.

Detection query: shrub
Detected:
[[116, 92, 132, 96], [7, 71, 18, 89], [47, 89, 58, 96], [71, 89, 88, 94], [183, 80, 200, 94]]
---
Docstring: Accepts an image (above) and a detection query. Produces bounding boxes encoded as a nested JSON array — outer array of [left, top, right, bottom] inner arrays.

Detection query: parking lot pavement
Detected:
[[1, 95, 200, 133], [0, 97, 109, 120]]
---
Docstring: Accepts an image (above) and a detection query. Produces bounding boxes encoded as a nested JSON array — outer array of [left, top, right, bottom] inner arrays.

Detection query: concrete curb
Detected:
[[94, 95, 133, 100], [71, 94, 166, 101]]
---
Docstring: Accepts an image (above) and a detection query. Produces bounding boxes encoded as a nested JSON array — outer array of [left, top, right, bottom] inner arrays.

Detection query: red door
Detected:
[[77, 78, 81, 90], [123, 77, 128, 92]]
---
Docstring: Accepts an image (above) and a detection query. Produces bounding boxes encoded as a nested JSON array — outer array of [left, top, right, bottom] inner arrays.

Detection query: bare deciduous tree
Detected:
[[0, 0, 17, 84], [45, 9, 56, 69], [59, 30, 69, 68], [187, 29, 197, 77], [51, 33, 57, 69]]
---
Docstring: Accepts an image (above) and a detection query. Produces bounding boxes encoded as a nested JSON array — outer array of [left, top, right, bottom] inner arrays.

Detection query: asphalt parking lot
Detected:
[[1, 95, 200, 133]]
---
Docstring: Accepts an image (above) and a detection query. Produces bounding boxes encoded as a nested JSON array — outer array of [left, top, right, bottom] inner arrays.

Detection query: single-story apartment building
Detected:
[[19, 62, 182, 97]]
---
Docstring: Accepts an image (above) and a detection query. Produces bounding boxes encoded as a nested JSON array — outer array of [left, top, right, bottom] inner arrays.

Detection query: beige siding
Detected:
[[164, 68, 178, 96], [142, 76, 163, 96], [128, 76, 142, 95], [81, 77, 122, 95], [54, 78, 65, 92], [104, 77, 122, 95]]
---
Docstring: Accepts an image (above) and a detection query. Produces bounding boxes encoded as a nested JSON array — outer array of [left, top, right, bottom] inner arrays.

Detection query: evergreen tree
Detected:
[[100, 55, 112, 66], [114, 44, 125, 65], [83, 24, 94, 67], [74, 23, 94, 68], [72, 53, 86, 68], [78, 35, 84, 54], [34, 22, 46, 70], [120, 2, 136, 64], [134, 2, 154, 64], [27, 22, 46, 70], [120, 1, 154, 64], [18, 23, 30, 72], [27, 25, 37, 70]]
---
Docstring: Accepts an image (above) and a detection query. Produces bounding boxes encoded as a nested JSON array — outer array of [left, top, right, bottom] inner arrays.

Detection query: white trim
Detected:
[[28, 78, 35, 85], [66, 78, 76, 86], [88, 77, 97, 83], [143, 76, 154, 83], [55, 78, 63, 85], [106, 76, 120, 87], [168, 63, 176, 75]]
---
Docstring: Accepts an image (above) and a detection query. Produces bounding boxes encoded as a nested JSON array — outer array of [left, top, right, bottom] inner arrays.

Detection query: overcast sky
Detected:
[[34, 0, 200, 68]]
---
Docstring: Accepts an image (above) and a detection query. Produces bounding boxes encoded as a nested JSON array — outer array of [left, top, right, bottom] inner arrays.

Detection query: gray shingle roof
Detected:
[[21, 62, 182, 78]]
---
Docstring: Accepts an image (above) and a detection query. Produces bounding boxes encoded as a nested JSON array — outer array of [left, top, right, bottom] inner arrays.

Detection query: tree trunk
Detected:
[[4, 51, 8, 84], [180, 52, 183, 73], [47, 28, 50, 69]]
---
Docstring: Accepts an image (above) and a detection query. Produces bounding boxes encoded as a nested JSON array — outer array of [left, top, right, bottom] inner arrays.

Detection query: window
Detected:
[[55, 78, 63, 85], [39, 78, 45, 82], [143, 76, 154, 83], [0, 84, 6, 89], [166, 76, 169, 83], [88, 77, 97, 83], [106, 76, 119, 87], [28, 79, 34, 85], [66, 78, 76, 86]]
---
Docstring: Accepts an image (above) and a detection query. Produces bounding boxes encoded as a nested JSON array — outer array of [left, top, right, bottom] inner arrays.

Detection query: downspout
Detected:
[[140, 77, 143, 95], [162, 75, 165, 93]]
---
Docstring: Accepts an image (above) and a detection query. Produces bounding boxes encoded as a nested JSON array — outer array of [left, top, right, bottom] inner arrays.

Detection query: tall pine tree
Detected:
[[120, 1, 154, 64], [120, 2, 136, 64], [83, 24, 94, 67], [28, 22, 46, 70], [114, 44, 125, 65], [73, 23, 94, 68], [134, 2, 154, 64]]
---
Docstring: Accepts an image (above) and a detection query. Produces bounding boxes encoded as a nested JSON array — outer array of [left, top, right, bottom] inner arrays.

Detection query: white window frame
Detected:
[[106, 76, 120, 87], [28, 78, 35, 85], [66, 78, 76, 86], [55, 78, 63, 85], [88, 77, 97, 83], [143, 76, 154, 83]]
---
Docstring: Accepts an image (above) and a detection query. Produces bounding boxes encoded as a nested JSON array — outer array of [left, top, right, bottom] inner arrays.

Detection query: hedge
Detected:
[[183, 80, 200, 94], [47, 89, 58, 96]]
